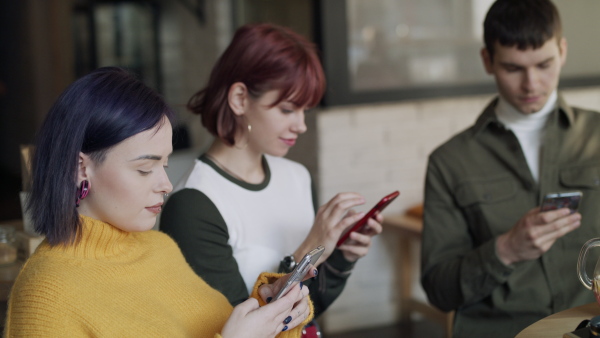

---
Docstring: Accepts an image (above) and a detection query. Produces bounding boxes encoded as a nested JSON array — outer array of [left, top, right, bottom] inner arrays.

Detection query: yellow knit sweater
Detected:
[[4, 216, 311, 337]]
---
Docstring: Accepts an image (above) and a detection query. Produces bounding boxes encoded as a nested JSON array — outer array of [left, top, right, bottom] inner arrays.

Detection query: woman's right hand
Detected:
[[295, 192, 366, 265], [220, 282, 309, 338]]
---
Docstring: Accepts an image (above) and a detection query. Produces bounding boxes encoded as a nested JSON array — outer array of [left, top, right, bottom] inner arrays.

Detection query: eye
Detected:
[[538, 62, 551, 69], [138, 170, 151, 176]]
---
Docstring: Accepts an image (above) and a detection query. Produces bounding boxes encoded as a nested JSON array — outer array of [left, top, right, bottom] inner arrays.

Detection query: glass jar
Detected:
[[0, 226, 17, 266]]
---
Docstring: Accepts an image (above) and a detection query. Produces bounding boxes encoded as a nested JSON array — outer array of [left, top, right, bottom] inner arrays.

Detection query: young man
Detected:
[[421, 1, 600, 337]]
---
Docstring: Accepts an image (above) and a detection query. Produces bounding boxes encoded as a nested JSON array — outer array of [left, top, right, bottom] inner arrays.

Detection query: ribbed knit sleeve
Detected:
[[250, 272, 314, 338]]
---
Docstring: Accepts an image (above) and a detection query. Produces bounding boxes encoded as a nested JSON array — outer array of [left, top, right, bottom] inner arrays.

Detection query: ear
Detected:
[[481, 47, 494, 74], [558, 37, 568, 67], [227, 82, 249, 117], [77, 152, 92, 185]]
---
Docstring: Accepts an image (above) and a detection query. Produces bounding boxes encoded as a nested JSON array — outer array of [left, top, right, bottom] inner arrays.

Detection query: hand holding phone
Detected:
[[541, 191, 583, 213], [274, 245, 324, 300], [336, 190, 399, 247]]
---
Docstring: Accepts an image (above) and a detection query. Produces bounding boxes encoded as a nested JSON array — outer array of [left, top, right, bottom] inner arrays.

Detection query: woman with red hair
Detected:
[[160, 23, 382, 328]]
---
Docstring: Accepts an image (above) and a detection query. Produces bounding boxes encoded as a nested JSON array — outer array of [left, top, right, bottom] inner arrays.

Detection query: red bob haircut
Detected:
[[187, 23, 326, 146]]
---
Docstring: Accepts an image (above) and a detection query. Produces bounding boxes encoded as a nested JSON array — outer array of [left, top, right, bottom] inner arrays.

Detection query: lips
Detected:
[[521, 96, 540, 103], [145, 202, 163, 214], [281, 138, 296, 146]]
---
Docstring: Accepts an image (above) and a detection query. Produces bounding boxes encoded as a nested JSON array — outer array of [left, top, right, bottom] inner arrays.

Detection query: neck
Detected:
[[206, 139, 265, 184], [496, 91, 557, 131]]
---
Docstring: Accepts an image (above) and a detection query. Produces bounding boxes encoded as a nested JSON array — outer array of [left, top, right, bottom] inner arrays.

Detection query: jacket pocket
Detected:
[[455, 175, 518, 207], [560, 164, 600, 189]]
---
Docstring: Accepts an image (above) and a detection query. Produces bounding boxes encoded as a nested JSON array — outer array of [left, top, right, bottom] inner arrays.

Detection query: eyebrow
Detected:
[[129, 155, 163, 161], [500, 56, 554, 68]]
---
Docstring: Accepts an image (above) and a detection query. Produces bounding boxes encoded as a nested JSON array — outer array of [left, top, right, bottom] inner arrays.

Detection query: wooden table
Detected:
[[516, 303, 600, 337], [383, 214, 454, 338]]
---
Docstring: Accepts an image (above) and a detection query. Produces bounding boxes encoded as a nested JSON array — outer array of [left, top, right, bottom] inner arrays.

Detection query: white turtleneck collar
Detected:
[[495, 90, 558, 182]]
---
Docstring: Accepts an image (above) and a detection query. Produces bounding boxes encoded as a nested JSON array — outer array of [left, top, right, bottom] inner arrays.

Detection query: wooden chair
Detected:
[[383, 206, 454, 338]]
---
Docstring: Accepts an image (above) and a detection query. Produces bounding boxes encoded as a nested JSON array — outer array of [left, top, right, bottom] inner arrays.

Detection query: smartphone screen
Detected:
[[541, 191, 583, 213], [336, 190, 400, 247], [274, 245, 325, 300]]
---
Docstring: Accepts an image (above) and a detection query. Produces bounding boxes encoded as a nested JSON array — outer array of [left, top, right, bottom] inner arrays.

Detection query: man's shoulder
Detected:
[[429, 125, 479, 162], [571, 105, 600, 120]]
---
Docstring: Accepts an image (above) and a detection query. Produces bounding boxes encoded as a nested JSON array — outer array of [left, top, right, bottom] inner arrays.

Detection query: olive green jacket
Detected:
[[421, 95, 600, 338]]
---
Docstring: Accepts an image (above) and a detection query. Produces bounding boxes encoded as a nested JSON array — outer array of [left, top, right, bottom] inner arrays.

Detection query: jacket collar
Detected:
[[472, 93, 574, 136]]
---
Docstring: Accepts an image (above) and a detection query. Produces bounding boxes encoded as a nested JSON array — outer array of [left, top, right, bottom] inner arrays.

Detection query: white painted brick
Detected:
[[353, 103, 419, 127], [317, 109, 354, 132], [563, 87, 600, 110]]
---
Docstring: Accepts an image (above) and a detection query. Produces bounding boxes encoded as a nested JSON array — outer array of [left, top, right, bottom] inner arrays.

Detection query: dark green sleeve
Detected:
[[307, 249, 355, 317], [159, 188, 249, 306], [421, 155, 513, 311], [310, 174, 319, 213]]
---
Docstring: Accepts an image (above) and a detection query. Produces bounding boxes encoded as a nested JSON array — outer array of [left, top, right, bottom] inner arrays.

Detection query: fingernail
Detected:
[[314, 269, 318, 276], [282, 326, 288, 332], [284, 316, 292, 324], [300, 281, 303, 289], [266, 297, 272, 303]]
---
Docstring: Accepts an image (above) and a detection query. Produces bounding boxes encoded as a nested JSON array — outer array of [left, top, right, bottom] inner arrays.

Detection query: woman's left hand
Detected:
[[337, 211, 383, 262], [256, 267, 317, 330]]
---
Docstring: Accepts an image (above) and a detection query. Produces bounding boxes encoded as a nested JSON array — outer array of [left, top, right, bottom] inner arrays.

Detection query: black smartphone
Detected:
[[540, 191, 583, 213], [336, 191, 400, 247], [274, 245, 325, 300]]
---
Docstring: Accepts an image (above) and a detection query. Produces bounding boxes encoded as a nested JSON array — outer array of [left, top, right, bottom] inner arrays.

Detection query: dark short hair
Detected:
[[28, 67, 176, 246], [484, 0, 562, 59], [187, 23, 326, 146]]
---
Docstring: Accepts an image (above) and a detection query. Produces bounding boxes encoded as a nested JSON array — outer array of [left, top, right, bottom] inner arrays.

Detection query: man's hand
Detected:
[[496, 207, 581, 266]]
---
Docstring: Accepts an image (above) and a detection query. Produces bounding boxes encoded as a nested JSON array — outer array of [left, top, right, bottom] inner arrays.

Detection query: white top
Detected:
[[174, 155, 315, 293], [495, 91, 557, 182]]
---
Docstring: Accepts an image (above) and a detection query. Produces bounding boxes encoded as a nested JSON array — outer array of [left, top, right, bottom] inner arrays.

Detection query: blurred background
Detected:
[[1, 1, 600, 336]]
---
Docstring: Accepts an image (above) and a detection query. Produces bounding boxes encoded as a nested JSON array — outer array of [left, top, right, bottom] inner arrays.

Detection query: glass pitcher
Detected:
[[578, 238, 600, 304]]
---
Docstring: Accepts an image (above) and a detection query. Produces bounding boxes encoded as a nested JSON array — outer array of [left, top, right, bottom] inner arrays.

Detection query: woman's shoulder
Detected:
[[264, 155, 310, 176], [162, 188, 218, 218], [10, 248, 84, 301]]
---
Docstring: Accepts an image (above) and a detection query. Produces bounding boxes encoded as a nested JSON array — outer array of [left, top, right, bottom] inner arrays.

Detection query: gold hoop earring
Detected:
[[234, 123, 252, 150]]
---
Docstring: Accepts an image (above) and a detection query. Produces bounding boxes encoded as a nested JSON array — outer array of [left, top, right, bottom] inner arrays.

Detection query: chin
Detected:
[[130, 225, 155, 232], [266, 149, 289, 158], [130, 219, 157, 232]]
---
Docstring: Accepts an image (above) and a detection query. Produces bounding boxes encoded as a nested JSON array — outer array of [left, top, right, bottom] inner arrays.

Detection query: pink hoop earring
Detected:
[[76, 180, 90, 207]]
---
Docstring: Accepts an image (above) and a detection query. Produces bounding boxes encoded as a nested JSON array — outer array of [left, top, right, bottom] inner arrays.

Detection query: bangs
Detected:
[[271, 55, 326, 109]]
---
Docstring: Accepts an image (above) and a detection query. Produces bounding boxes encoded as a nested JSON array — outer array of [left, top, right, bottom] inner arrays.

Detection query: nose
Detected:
[[292, 110, 307, 134], [522, 68, 538, 92], [158, 167, 173, 195]]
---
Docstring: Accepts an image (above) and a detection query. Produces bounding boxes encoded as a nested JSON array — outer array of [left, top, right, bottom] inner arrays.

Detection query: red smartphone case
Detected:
[[336, 190, 399, 247]]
